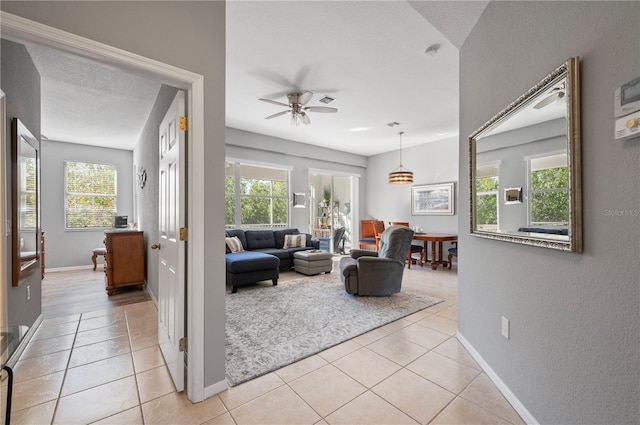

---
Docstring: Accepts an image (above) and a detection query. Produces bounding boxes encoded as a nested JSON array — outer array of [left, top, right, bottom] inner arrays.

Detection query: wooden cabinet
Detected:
[[104, 230, 145, 296]]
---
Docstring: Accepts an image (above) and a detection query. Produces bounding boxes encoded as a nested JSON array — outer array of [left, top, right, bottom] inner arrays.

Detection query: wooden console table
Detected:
[[104, 230, 145, 296], [412, 233, 458, 270]]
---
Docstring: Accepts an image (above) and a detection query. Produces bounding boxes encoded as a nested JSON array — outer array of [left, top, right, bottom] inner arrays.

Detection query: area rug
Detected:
[[225, 273, 442, 386]]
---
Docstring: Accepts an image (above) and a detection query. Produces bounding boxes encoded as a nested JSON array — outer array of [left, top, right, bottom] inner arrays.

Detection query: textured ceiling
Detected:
[[21, 1, 489, 156], [26, 44, 161, 150]]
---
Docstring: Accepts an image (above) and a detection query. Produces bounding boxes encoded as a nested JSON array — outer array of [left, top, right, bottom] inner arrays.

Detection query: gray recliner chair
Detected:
[[339, 225, 414, 296]]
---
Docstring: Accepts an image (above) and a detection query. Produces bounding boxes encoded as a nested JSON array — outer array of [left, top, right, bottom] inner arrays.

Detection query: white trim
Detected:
[[203, 379, 229, 399], [46, 265, 94, 273], [1, 11, 206, 403], [0, 90, 7, 347], [457, 331, 539, 425]]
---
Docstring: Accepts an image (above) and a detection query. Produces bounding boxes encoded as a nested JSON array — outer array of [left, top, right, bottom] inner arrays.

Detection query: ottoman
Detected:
[[293, 250, 333, 275]]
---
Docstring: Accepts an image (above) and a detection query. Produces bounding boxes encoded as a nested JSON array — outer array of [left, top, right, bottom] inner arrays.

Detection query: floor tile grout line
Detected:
[[48, 312, 82, 425]]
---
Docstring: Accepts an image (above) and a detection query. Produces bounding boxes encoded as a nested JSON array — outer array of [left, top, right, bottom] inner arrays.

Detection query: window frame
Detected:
[[225, 160, 291, 229], [475, 162, 500, 232], [64, 160, 118, 230], [527, 152, 569, 226]]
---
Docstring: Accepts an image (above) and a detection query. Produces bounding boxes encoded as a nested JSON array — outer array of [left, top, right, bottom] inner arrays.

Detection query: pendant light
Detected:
[[388, 131, 413, 184]]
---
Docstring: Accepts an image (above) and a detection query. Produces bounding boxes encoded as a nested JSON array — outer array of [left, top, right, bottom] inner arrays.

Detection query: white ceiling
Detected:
[[23, 1, 489, 157]]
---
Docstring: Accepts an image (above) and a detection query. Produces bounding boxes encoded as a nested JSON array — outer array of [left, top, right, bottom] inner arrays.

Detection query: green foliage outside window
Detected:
[[530, 166, 568, 224], [225, 170, 288, 228], [65, 161, 117, 228], [476, 176, 498, 228]]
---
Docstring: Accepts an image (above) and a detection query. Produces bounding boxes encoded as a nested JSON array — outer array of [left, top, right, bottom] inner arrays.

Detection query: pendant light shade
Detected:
[[388, 131, 413, 184]]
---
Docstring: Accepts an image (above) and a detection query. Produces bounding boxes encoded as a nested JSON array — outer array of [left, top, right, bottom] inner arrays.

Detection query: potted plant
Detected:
[[323, 187, 331, 206]]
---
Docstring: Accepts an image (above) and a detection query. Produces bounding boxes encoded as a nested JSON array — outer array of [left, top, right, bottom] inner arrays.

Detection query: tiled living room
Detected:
[[4, 263, 523, 424]]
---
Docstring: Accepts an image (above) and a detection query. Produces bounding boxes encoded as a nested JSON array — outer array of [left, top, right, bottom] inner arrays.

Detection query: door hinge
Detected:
[[179, 116, 188, 131], [180, 227, 188, 241], [179, 337, 187, 352]]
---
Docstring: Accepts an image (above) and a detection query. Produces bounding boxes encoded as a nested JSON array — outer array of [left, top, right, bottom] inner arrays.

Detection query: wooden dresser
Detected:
[[104, 230, 145, 296]]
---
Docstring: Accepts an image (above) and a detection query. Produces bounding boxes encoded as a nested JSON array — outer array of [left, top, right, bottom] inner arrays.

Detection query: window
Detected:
[[20, 156, 37, 230], [65, 161, 117, 229], [226, 161, 288, 229], [476, 163, 499, 231], [529, 154, 568, 225]]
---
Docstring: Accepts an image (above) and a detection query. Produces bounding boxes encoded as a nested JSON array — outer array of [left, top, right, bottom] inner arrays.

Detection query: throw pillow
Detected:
[[283, 234, 307, 248], [225, 236, 244, 253]]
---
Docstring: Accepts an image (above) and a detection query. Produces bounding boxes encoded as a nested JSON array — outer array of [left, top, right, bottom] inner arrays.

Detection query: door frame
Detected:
[[0, 12, 207, 401]]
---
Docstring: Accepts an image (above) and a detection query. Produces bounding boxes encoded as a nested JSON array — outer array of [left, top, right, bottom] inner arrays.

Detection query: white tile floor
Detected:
[[1, 261, 525, 424]]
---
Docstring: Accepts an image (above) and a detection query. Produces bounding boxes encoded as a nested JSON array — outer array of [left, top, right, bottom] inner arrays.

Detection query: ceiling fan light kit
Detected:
[[259, 90, 338, 126], [388, 131, 414, 184]]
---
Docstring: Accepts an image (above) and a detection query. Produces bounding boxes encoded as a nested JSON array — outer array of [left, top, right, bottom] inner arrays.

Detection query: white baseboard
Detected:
[[203, 379, 228, 399], [457, 331, 538, 425], [146, 285, 158, 308], [46, 265, 95, 273]]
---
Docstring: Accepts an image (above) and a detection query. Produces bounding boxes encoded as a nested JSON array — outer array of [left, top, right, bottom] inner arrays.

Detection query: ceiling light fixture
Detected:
[[388, 131, 413, 184]]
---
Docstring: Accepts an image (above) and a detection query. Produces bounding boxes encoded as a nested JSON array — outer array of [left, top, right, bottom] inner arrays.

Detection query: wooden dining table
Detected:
[[412, 233, 458, 270]]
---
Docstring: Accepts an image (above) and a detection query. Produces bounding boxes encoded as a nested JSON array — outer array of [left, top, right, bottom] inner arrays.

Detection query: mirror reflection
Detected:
[[12, 118, 40, 286], [470, 58, 582, 252]]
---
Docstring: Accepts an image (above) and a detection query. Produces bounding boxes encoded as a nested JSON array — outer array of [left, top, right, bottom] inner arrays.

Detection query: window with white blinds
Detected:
[[65, 161, 117, 229]]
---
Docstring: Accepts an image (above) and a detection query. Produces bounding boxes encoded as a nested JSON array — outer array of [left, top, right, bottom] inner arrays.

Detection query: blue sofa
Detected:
[[225, 228, 318, 293]]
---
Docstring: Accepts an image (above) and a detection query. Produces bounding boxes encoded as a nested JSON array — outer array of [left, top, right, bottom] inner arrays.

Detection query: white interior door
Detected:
[[157, 91, 186, 392]]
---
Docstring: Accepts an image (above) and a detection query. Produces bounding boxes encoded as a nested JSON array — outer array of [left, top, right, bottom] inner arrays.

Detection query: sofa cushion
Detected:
[[225, 236, 245, 253], [225, 229, 247, 250], [283, 234, 307, 248], [252, 248, 291, 261], [245, 230, 276, 250], [273, 228, 300, 248], [225, 251, 280, 273]]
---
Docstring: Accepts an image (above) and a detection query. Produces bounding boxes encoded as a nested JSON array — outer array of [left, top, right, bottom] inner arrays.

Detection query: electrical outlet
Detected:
[[501, 316, 510, 339], [27, 285, 31, 301]]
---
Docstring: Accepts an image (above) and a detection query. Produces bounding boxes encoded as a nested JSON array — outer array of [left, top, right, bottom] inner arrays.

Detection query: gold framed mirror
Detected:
[[469, 57, 582, 252], [12, 118, 40, 286]]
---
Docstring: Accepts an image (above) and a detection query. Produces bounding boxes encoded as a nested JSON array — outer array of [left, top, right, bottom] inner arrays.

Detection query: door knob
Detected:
[[151, 243, 161, 250]]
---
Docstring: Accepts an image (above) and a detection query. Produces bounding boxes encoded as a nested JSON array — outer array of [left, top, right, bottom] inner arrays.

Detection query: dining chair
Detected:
[[358, 220, 377, 250], [372, 220, 385, 251], [389, 221, 424, 268]]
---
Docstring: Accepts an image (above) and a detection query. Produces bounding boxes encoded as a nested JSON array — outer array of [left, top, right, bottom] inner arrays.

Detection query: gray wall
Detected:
[[40, 140, 133, 268], [2, 1, 227, 389], [366, 136, 459, 252], [225, 127, 368, 234], [1, 39, 42, 329], [133, 85, 179, 299], [459, 2, 639, 424]]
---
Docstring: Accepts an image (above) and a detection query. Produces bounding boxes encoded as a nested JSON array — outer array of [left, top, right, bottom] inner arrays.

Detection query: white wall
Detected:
[[41, 140, 133, 268], [366, 136, 459, 237], [459, 2, 639, 424]]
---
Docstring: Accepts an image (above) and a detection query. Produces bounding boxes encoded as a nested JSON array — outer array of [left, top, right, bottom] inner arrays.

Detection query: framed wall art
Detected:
[[411, 182, 455, 215]]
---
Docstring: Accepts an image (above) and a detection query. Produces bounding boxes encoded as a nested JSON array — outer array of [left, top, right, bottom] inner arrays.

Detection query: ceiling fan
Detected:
[[534, 82, 566, 109], [259, 91, 337, 126]]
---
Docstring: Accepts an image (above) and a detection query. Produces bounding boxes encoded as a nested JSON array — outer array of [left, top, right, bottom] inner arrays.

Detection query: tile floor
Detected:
[[1, 262, 525, 424]]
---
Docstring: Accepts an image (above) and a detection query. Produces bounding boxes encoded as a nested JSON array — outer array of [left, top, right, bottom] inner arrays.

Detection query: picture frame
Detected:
[[411, 182, 455, 215]]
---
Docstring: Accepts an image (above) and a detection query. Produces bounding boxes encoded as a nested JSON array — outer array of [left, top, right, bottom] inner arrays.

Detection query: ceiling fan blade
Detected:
[[299, 91, 313, 106], [304, 106, 338, 113], [301, 112, 311, 125], [265, 110, 290, 120], [534, 94, 557, 109], [259, 98, 290, 108]]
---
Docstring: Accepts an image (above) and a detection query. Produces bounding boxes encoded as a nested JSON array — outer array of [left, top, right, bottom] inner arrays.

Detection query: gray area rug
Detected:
[[225, 273, 442, 386]]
